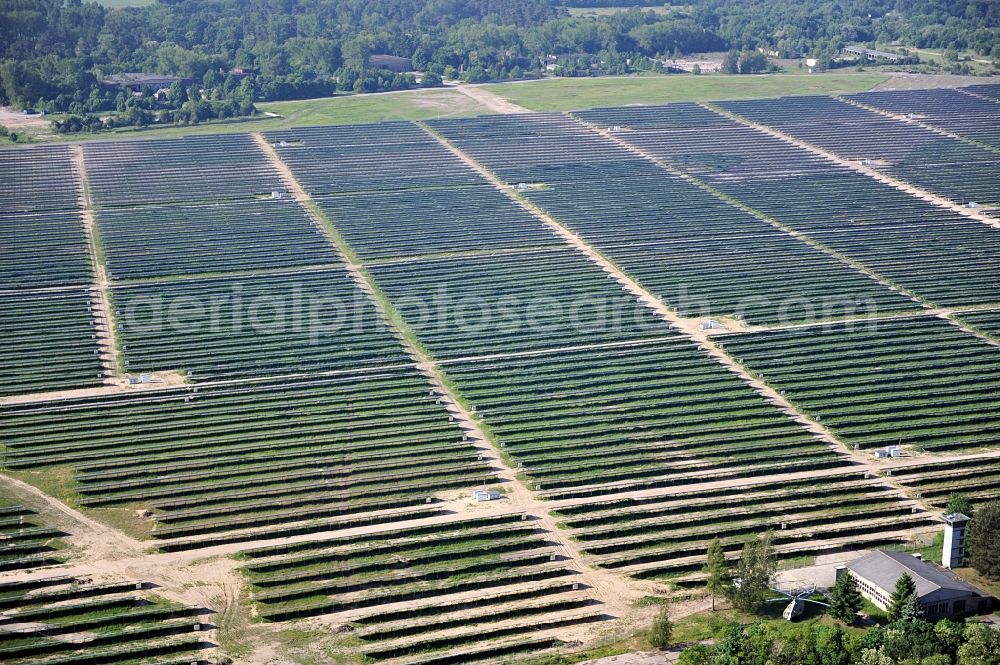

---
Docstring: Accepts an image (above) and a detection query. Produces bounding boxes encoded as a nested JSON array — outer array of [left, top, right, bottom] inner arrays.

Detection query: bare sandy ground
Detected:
[[582, 652, 677, 665], [0, 464, 909, 665], [0, 370, 188, 406], [0, 107, 52, 130], [456, 85, 532, 114], [70, 145, 120, 382]]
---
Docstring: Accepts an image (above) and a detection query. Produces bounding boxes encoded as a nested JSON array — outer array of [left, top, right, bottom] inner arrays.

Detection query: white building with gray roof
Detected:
[[844, 550, 993, 620]]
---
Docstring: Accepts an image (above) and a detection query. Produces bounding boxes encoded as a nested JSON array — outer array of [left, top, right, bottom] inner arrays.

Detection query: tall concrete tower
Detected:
[[942, 513, 970, 569]]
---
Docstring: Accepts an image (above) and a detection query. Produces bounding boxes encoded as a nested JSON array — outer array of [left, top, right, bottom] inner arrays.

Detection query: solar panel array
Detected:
[[717, 94, 1000, 205], [0, 84, 998, 664], [0, 146, 106, 397], [848, 88, 1000, 148], [586, 103, 1000, 309]]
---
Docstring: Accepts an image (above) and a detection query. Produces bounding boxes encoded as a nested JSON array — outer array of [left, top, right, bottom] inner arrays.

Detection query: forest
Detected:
[[0, 0, 997, 131]]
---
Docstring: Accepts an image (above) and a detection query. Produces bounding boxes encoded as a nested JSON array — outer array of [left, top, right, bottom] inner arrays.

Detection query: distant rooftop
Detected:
[[842, 46, 901, 60], [368, 55, 412, 67], [101, 73, 183, 86]]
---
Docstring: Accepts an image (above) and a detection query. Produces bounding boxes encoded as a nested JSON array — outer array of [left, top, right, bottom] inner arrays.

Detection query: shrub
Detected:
[[649, 601, 672, 649]]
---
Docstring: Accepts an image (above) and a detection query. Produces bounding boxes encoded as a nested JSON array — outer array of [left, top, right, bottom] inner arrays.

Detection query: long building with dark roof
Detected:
[[845, 550, 992, 620]]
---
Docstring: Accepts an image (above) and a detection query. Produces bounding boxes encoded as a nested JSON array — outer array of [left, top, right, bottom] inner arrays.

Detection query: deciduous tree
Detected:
[[738, 50, 768, 73], [720, 49, 739, 74], [968, 500, 1000, 580], [946, 493, 973, 517], [957, 622, 1000, 665], [726, 532, 775, 614]]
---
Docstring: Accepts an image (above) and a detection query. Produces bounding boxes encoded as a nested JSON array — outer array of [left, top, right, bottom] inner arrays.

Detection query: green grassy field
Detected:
[[488, 72, 891, 111], [0, 87, 490, 147], [257, 86, 488, 126], [1, 72, 891, 147]]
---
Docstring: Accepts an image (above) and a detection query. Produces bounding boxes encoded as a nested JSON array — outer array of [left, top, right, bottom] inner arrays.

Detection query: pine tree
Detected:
[[703, 538, 730, 611], [648, 599, 673, 649], [829, 572, 863, 625], [887, 572, 918, 622], [899, 593, 924, 622]]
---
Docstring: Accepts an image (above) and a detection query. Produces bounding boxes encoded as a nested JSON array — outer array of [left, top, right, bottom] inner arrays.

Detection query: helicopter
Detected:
[[767, 585, 831, 621]]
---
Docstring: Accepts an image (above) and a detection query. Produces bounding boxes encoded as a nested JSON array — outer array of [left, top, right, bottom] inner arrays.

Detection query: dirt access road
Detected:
[[455, 84, 532, 114]]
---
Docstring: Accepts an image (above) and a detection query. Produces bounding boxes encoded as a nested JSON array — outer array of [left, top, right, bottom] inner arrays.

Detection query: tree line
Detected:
[[678, 614, 1000, 665]]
